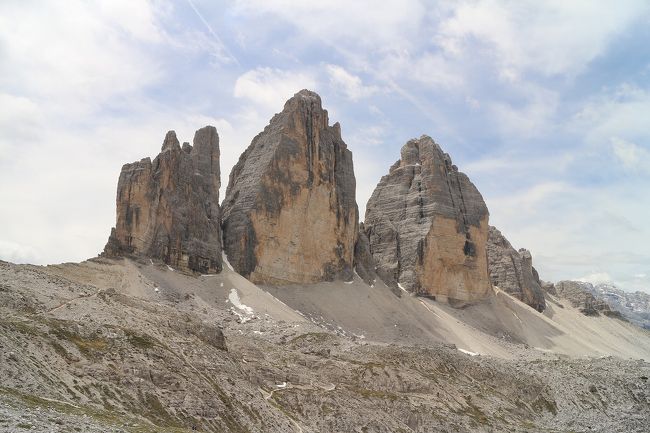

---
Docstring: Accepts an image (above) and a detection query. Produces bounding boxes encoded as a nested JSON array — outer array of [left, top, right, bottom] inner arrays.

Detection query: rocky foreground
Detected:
[[2, 259, 649, 433]]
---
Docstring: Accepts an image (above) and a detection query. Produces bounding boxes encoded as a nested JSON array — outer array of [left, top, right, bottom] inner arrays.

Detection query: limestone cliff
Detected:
[[487, 226, 546, 311], [364, 136, 492, 304], [221, 90, 358, 284], [104, 126, 222, 273]]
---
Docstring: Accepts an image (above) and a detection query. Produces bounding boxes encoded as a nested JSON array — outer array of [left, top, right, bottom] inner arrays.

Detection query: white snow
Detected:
[[398, 283, 408, 293], [222, 252, 235, 271], [418, 299, 442, 318], [166, 265, 174, 272], [149, 259, 154, 265], [458, 348, 479, 356], [275, 382, 287, 389], [228, 288, 255, 323], [154, 287, 159, 293]]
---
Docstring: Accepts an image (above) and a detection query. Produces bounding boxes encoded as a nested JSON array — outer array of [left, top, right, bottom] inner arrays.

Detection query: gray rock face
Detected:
[[104, 126, 222, 274], [364, 135, 492, 304], [487, 226, 546, 311], [222, 90, 358, 284], [353, 223, 378, 286], [553, 281, 616, 317]]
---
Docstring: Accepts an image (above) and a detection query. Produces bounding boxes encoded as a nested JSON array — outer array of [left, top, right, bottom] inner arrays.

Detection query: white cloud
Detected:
[[611, 137, 650, 173], [489, 85, 559, 138], [487, 179, 650, 292], [0, 1, 165, 111], [577, 272, 613, 285], [326, 65, 377, 101], [234, 0, 425, 50], [437, 0, 650, 78], [573, 84, 650, 145], [487, 181, 574, 217], [234, 67, 318, 111]]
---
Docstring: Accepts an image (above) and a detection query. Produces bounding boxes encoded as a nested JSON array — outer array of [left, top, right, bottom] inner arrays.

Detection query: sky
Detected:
[[1, 1, 649, 293]]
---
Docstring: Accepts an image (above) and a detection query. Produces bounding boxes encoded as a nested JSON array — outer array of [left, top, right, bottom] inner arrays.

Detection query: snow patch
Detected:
[[418, 300, 442, 318], [398, 283, 408, 293], [229, 289, 254, 314], [275, 382, 287, 389], [458, 348, 479, 356], [228, 288, 255, 323], [166, 265, 174, 272], [222, 252, 234, 271]]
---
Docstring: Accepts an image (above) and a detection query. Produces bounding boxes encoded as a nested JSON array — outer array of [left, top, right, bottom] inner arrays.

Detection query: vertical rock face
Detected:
[[486, 226, 546, 311], [353, 223, 378, 286], [364, 136, 492, 304], [104, 126, 222, 274], [221, 90, 358, 284]]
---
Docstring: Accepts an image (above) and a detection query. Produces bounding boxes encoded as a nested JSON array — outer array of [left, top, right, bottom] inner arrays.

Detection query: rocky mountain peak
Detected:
[[161, 130, 180, 151], [222, 90, 358, 284], [486, 226, 546, 311], [364, 135, 492, 305], [103, 126, 222, 274]]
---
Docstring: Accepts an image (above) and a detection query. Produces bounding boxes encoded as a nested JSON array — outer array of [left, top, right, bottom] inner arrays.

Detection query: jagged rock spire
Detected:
[[222, 89, 358, 284], [364, 135, 492, 304], [104, 126, 222, 274]]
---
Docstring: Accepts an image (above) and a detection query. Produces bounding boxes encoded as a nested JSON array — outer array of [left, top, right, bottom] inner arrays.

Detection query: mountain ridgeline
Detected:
[[104, 90, 549, 310]]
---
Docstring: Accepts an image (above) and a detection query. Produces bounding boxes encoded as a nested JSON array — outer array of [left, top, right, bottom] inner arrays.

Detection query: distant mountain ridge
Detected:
[[588, 282, 650, 329]]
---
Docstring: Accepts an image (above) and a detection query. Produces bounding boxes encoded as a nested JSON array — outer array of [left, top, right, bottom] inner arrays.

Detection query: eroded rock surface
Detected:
[[487, 226, 546, 311], [104, 126, 222, 273], [222, 90, 358, 284], [553, 281, 618, 317], [364, 135, 492, 304]]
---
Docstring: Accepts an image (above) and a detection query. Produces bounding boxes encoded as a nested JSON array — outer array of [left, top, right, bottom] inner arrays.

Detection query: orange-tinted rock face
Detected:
[[104, 126, 222, 274], [364, 136, 492, 304], [221, 90, 358, 284]]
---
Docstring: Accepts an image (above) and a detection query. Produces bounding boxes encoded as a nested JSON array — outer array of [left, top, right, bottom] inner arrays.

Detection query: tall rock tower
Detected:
[[222, 90, 358, 284], [104, 126, 222, 274], [364, 136, 492, 304], [487, 226, 546, 311]]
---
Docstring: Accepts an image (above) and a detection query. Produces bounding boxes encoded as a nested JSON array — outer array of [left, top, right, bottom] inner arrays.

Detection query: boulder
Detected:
[[104, 126, 222, 274], [221, 90, 358, 284], [364, 135, 492, 304], [486, 226, 546, 311]]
